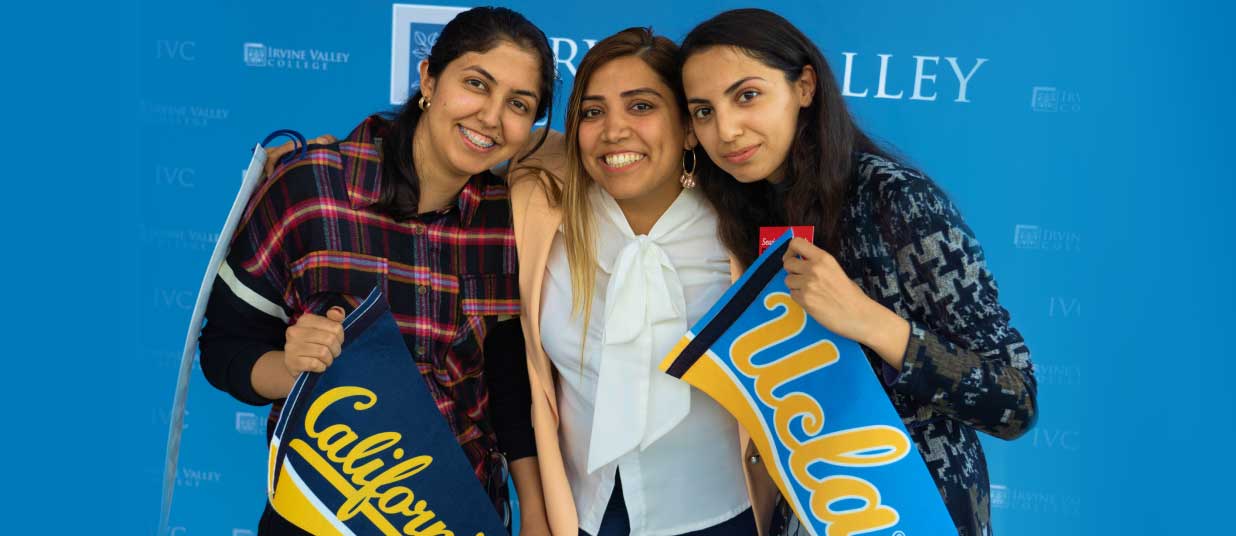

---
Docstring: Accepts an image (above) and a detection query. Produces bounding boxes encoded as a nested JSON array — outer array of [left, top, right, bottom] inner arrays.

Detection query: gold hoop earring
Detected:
[[680, 148, 698, 189], [418, 95, 431, 111]]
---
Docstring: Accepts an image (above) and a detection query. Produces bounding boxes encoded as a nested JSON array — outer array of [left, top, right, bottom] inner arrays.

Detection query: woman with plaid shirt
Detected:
[[198, 7, 557, 535]]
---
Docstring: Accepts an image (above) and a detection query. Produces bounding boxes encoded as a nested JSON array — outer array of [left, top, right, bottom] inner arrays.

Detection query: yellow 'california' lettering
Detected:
[[290, 386, 472, 534], [348, 456, 388, 487], [305, 386, 376, 436], [339, 456, 433, 520], [402, 499, 452, 536], [317, 424, 360, 463], [377, 487, 415, 515], [727, 292, 910, 534], [342, 432, 403, 483]]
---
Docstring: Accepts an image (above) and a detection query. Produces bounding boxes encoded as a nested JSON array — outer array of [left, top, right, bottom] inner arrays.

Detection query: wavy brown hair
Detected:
[[681, 8, 892, 267]]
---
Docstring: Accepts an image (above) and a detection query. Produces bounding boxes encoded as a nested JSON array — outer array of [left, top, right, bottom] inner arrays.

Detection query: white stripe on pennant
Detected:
[[285, 461, 358, 536]]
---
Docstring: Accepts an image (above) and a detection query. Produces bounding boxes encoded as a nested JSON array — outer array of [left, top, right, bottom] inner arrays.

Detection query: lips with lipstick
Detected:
[[459, 125, 497, 151], [723, 144, 760, 164], [600, 151, 646, 171]]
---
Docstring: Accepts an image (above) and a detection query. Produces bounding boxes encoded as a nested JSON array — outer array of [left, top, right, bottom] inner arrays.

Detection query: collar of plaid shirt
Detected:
[[339, 114, 487, 227]]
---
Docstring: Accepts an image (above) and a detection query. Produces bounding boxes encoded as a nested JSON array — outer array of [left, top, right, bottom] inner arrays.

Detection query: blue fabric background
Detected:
[[6, 1, 1233, 534]]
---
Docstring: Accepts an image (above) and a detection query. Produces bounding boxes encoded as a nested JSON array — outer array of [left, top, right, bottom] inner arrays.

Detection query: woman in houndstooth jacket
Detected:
[[678, 9, 1038, 536]]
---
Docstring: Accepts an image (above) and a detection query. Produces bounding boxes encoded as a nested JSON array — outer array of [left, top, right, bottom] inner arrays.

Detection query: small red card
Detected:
[[758, 226, 814, 255]]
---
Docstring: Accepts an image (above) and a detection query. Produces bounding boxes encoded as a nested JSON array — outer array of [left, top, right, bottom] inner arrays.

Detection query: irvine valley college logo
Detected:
[[244, 43, 267, 67], [1014, 223, 1082, 252], [1031, 86, 1082, 112], [243, 42, 349, 71], [1013, 224, 1042, 249], [391, 4, 468, 105], [991, 484, 1009, 509]]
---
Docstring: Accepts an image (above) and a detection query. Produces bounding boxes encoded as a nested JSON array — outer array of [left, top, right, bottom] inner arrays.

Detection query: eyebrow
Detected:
[[464, 65, 539, 100], [687, 76, 765, 105], [581, 87, 665, 102], [621, 87, 664, 99]]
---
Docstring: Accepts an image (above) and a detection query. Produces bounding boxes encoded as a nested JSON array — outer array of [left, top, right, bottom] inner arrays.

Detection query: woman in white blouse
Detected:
[[510, 28, 776, 536]]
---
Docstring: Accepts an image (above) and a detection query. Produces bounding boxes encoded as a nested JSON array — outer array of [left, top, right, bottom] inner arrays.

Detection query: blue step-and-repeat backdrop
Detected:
[[10, 0, 1233, 534]]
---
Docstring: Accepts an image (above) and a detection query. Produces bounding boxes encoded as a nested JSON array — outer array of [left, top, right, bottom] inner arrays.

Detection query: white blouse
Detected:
[[540, 185, 750, 535]]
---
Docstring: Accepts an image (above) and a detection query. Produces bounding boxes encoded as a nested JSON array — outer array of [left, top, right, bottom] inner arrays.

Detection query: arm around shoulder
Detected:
[[508, 128, 567, 186]]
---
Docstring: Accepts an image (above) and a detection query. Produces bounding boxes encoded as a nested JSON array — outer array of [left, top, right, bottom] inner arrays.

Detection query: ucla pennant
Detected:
[[659, 231, 955, 536], [269, 288, 505, 536]]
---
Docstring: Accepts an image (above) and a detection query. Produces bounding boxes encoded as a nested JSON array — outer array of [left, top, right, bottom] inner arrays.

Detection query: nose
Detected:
[[715, 108, 742, 143], [477, 95, 503, 130], [600, 110, 631, 144]]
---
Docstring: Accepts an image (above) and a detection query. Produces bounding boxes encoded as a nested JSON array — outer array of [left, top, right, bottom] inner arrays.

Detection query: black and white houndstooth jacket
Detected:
[[773, 153, 1038, 536]]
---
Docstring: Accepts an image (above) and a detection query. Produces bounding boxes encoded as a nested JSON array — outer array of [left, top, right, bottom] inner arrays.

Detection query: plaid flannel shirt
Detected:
[[199, 116, 520, 487]]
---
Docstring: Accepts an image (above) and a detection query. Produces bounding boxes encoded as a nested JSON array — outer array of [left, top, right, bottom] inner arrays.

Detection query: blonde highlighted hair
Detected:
[[515, 27, 687, 371]]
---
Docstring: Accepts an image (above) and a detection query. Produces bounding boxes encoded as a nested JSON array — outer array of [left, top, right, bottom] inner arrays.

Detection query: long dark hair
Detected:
[[376, 6, 556, 219], [681, 8, 891, 266]]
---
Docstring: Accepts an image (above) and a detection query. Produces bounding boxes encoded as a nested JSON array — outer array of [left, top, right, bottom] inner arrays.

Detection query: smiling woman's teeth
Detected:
[[461, 126, 495, 148], [604, 152, 645, 167]]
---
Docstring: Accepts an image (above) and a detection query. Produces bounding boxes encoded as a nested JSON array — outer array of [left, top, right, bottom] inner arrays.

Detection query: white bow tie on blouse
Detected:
[[585, 188, 696, 474]]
